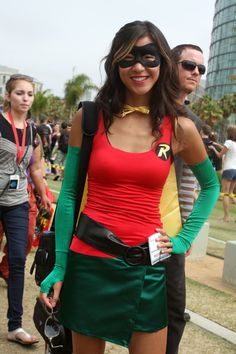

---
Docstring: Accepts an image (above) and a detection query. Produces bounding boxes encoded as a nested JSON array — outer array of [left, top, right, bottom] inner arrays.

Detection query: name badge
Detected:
[[9, 175, 20, 190]]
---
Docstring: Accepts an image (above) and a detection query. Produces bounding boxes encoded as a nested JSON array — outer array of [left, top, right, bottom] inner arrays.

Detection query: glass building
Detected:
[[205, 0, 236, 99]]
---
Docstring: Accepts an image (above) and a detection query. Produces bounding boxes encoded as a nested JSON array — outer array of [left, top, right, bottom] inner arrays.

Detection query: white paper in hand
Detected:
[[148, 233, 171, 265]]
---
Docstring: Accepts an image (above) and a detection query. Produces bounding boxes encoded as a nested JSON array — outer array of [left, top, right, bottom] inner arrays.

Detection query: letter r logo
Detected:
[[156, 144, 171, 160]]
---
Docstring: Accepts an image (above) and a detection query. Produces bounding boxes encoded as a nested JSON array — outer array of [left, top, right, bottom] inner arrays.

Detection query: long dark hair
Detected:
[[95, 20, 187, 134]]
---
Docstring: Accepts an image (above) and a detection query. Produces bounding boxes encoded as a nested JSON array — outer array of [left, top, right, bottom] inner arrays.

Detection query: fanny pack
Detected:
[[76, 213, 153, 266]]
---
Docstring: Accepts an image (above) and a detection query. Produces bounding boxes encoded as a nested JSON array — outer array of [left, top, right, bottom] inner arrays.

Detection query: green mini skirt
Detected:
[[60, 251, 167, 348]]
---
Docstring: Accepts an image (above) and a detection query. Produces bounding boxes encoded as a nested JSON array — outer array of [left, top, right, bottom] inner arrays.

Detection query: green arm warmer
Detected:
[[40, 145, 80, 294], [171, 158, 220, 254]]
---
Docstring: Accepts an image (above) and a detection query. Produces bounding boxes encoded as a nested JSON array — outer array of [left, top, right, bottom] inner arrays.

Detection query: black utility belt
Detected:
[[75, 213, 151, 266]]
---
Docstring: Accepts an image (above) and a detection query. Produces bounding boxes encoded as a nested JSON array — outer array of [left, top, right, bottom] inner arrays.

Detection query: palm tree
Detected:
[[45, 95, 70, 122], [218, 93, 236, 118], [190, 95, 223, 127], [31, 90, 50, 123], [64, 74, 98, 118]]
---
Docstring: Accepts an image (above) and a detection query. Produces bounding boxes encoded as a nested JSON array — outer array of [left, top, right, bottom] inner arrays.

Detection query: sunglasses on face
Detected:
[[178, 60, 206, 75]]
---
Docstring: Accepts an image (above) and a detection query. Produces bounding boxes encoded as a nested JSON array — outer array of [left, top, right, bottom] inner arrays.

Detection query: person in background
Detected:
[[50, 123, 61, 152], [165, 44, 205, 354], [40, 21, 219, 354], [0, 132, 47, 284], [0, 74, 51, 345], [209, 125, 236, 221], [36, 115, 52, 163], [53, 122, 70, 181], [201, 124, 222, 172], [50, 123, 61, 177]]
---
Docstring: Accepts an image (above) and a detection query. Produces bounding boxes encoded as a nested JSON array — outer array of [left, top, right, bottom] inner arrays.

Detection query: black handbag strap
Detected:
[[51, 101, 99, 231]]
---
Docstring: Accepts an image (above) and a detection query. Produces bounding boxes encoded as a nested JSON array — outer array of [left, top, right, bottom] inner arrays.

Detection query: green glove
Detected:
[[171, 158, 220, 254], [40, 145, 81, 294]]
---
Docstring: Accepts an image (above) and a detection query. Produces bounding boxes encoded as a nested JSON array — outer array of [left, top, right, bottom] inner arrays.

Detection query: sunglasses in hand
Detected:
[[178, 60, 206, 75], [44, 307, 64, 349]]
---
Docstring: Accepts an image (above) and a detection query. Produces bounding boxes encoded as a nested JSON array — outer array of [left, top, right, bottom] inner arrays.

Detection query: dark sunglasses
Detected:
[[178, 60, 206, 75], [44, 307, 63, 349]]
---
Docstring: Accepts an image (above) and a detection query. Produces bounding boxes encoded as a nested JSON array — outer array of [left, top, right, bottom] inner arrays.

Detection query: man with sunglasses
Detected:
[[165, 44, 205, 354]]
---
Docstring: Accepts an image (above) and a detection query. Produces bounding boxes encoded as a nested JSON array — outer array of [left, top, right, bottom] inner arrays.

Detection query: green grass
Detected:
[[179, 322, 236, 354], [208, 199, 236, 258], [186, 278, 236, 332], [46, 176, 62, 203]]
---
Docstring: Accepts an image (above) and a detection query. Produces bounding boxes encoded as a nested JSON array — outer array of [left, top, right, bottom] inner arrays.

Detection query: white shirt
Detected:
[[223, 139, 236, 171]]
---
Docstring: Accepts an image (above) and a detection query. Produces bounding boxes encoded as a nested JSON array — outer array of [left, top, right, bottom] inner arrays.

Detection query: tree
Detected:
[[190, 95, 223, 127], [44, 95, 70, 122], [31, 90, 50, 123], [64, 74, 98, 118], [217, 93, 236, 140], [218, 93, 236, 119]]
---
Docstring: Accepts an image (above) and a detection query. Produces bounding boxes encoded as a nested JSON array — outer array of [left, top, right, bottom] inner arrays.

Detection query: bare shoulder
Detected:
[[175, 116, 201, 144], [177, 116, 197, 133], [69, 109, 83, 148]]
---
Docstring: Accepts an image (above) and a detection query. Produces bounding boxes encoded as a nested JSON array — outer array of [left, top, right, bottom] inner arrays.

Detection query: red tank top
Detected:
[[70, 113, 172, 257]]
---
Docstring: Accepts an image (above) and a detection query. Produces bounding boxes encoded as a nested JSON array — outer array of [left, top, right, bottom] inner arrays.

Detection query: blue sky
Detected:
[[1, 0, 216, 97]]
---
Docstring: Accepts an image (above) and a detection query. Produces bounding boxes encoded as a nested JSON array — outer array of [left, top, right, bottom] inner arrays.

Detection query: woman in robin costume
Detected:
[[40, 21, 219, 354]]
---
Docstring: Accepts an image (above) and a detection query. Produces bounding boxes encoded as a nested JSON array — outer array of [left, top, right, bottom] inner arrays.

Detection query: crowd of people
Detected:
[[0, 18, 235, 354], [36, 118, 71, 181]]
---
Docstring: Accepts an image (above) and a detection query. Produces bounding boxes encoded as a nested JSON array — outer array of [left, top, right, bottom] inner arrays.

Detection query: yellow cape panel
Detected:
[[160, 163, 182, 236]]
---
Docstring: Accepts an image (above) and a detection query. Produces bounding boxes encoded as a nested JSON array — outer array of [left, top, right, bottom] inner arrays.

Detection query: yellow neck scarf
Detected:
[[121, 104, 150, 118]]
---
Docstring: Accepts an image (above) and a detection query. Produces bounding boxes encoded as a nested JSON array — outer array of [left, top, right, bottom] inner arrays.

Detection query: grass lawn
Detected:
[[46, 176, 62, 203], [186, 278, 236, 332], [208, 199, 236, 258]]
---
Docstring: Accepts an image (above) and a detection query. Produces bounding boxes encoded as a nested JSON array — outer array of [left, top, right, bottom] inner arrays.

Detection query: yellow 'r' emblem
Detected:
[[156, 144, 171, 160]]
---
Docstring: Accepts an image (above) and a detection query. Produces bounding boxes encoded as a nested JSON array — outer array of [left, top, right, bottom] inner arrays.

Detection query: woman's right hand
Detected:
[[39, 266, 65, 308]]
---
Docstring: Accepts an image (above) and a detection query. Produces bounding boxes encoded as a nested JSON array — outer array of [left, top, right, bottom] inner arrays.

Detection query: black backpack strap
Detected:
[[73, 101, 99, 230], [79, 101, 99, 136], [50, 101, 99, 232]]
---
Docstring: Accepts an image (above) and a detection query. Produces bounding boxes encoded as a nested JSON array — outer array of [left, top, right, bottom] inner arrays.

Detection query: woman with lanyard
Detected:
[[0, 74, 51, 345]]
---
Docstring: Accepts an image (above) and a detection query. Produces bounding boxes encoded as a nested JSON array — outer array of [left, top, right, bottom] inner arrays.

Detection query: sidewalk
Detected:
[[185, 254, 236, 297], [185, 254, 236, 346]]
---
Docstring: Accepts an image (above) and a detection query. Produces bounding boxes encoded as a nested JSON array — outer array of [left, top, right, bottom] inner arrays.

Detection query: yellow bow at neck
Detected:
[[121, 104, 150, 118]]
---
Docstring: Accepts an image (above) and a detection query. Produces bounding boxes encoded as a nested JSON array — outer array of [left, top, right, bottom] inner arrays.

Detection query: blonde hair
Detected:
[[3, 74, 34, 112]]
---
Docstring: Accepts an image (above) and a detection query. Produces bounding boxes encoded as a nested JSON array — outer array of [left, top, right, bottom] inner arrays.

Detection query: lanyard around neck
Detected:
[[8, 111, 27, 164]]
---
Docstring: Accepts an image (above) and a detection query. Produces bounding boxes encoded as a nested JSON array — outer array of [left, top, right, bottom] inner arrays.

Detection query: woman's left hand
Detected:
[[40, 194, 52, 209], [154, 228, 172, 254]]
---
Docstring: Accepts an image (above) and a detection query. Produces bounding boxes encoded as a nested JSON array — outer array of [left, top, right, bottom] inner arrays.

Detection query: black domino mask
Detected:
[[118, 43, 161, 68]]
